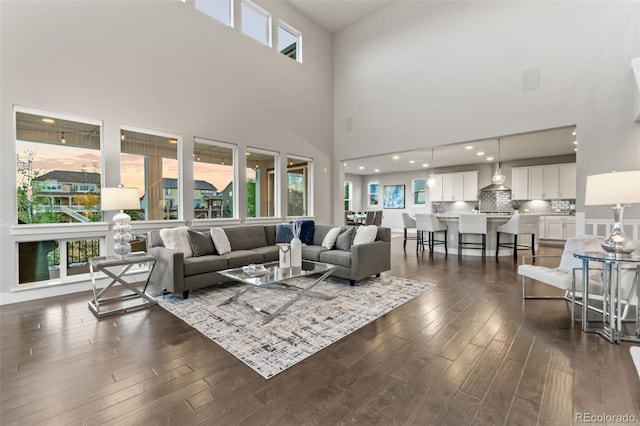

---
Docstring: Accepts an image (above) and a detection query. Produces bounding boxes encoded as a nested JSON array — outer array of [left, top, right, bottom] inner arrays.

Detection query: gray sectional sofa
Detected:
[[147, 224, 391, 298]]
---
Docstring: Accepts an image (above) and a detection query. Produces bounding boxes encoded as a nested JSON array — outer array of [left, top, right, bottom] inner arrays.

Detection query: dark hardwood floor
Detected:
[[2, 235, 639, 425]]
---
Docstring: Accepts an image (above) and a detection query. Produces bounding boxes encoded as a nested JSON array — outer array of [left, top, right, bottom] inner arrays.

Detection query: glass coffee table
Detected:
[[217, 260, 337, 325]]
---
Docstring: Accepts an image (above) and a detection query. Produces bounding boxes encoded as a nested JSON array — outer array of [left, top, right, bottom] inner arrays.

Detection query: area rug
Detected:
[[157, 274, 435, 379]]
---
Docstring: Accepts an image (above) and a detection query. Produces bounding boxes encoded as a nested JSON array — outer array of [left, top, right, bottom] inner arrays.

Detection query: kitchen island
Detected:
[[431, 214, 540, 257]]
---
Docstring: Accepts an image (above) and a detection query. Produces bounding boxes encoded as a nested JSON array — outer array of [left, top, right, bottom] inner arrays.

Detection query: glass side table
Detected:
[[88, 253, 157, 318], [574, 251, 640, 343]]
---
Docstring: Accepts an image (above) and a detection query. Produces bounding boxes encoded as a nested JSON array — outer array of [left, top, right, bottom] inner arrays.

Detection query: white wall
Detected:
[[333, 1, 640, 223], [0, 0, 333, 303]]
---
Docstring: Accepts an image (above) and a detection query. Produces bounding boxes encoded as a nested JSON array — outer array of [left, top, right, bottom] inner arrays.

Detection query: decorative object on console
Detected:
[[491, 138, 506, 185], [585, 170, 640, 253], [278, 243, 291, 268], [101, 185, 140, 258], [290, 219, 302, 268]]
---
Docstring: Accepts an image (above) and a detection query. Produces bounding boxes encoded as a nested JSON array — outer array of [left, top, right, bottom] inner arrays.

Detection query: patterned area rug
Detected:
[[157, 274, 435, 379]]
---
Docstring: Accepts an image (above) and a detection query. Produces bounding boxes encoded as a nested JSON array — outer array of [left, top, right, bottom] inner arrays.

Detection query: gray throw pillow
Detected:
[[335, 227, 355, 251], [188, 230, 216, 256]]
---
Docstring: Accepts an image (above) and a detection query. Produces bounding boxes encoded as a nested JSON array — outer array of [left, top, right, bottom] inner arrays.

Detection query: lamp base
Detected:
[[113, 210, 132, 258], [602, 205, 637, 254]]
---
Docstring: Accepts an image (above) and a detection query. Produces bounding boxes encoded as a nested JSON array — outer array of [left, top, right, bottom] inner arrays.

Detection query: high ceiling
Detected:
[[285, 0, 393, 33], [343, 126, 579, 176]]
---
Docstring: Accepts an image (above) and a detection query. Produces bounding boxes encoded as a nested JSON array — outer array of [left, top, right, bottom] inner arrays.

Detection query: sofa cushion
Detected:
[[224, 226, 268, 250], [159, 226, 193, 258], [302, 245, 328, 261], [251, 246, 280, 262], [210, 227, 232, 255], [336, 227, 356, 251], [353, 225, 378, 246], [313, 225, 341, 246], [188, 230, 216, 257], [184, 255, 228, 276], [264, 225, 277, 246], [319, 250, 351, 268], [276, 223, 294, 243], [321, 227, 342, 249], [222, 250, 264, 268], [299, 220, 315, 245]]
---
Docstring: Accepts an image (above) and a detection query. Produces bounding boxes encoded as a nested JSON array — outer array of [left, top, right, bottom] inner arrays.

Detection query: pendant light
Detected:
[[426, 148, 437, 188], [491, 138, 506, 185]]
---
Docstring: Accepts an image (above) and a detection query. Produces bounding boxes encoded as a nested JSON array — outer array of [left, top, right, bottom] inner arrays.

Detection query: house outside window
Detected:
[[193, 138, 236, 219], [120, 127, 180, 221]]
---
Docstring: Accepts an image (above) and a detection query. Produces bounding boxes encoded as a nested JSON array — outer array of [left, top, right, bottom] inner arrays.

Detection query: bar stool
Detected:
[[415, 213, 448, 256], [458, 213, 487, 261], [401, 212, 417, 252], [496, 214, 539, 260]]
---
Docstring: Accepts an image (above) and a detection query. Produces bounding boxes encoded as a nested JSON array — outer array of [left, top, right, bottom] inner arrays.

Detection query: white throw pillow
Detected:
[[353, 225, 378, 246], [321, 227, 342, 250], [210, 227, 231, 255], [159, 226, 193, 258]]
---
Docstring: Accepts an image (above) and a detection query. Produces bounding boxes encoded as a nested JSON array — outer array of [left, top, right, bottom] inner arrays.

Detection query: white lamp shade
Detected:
[[585, 171, 640, 205], [101, 187, 140, 211]]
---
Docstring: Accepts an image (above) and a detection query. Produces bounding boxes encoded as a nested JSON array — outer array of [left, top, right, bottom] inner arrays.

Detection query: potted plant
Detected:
[[512, 201, 520, 214]]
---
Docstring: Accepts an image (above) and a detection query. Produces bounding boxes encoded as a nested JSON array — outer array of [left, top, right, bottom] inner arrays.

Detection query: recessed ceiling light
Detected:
[[343, 162, 347, 166], [409, 160, 416, 164], [476, 151, 485, 156], [422, 163, 429, 167], [486, 157, 494, 161], [358, 166, 365, 170], [40, 117, 55, 124], [374, 169, 380, 173], [573, 140, 578, 145], [574, 147, 578, 152], [465, 146, 474, 150], [392, 155, 399, 160], [572, 129, 577, 136]]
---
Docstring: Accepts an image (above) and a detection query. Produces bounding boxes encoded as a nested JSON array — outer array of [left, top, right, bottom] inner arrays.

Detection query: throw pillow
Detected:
[[335, 227, 356, 251], [159, 226, 193, 258], [276, 223, 294, 243], [299, 220, 315, 245], [321, 226, 342, 250], [353, 225, 378, 246], [210, 227, 232, 255], [188, 230, 216, 257]]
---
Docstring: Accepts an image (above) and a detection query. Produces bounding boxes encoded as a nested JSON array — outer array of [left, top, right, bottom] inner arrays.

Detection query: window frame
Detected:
[[240, 0, 272, 47], [344, 181, 353, 211], [413, 178, 426, 205], [194, 0, 234, 27], [286, 154, 313, 218], [247, 146, 279, 219], [277, 20, 302, 63], [193, 137, 238, 220], [368, 182, 380, 207]]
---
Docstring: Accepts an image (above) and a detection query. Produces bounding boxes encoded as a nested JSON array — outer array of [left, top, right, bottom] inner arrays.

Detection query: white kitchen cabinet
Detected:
[[429, 174, 443, 202], [511, 167, 529, 200], [463, 171, 479, 201], [528, 167, 545, 199], [541, 216, 576, 241], [558, 163, 577, 199], [543, 165, 559, 199]]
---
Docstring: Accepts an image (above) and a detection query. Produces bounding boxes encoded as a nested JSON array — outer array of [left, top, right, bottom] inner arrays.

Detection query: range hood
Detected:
[[479, 183, 511, 192]]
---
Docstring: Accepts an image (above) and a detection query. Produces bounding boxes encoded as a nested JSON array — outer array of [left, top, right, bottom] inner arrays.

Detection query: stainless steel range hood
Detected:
[[479, 183, 511, 192]]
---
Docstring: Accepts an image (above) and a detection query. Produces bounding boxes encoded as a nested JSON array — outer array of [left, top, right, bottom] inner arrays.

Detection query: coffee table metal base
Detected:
[[219, 268, 335, 325]]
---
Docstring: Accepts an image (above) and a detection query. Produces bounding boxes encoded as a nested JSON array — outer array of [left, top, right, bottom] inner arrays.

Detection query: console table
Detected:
[[88, 253, 157, 318], [574, 251, 640, 343]]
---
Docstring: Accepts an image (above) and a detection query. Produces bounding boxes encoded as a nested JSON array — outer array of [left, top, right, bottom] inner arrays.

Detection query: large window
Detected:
[[247, 148, 278, 218], [287, 155, 312, 216], [278, 21, 301, 62], [195, 0, 232, 26], [413, 178, 426, 205], [344, 181, 352, 211], [368, 182, 379, 207], [16, 110, 103, 225], [241, 0, 271, 46], [120, 127, 179, 221], [193, 138, 236, 219]]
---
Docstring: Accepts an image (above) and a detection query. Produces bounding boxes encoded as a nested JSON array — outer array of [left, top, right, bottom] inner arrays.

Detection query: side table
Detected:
[[88, 253, 157, 318], [574, 251, 640, 343]]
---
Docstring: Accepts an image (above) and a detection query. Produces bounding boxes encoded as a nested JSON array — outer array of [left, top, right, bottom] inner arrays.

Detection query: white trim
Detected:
[[240, 0, 272, 47], [277, 20, 302, 63]]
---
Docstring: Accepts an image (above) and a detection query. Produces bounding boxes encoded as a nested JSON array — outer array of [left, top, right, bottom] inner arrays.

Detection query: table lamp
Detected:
[[585, 170, 640, 253], [101, 186, 140, 258]]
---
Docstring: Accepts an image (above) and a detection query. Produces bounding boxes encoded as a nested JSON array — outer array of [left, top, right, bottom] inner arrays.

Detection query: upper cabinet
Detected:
[[511, 163, 576, 200], [430, 171, 478, 202]]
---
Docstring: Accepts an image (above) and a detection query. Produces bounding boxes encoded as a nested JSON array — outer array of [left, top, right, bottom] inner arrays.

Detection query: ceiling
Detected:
[[285, 0, 393, 33], [343, 126, 579, 176]]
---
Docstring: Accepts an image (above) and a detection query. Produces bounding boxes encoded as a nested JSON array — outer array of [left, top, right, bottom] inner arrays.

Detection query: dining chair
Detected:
[[373, 210, 383, 226], [364, 211, 375, 226]]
